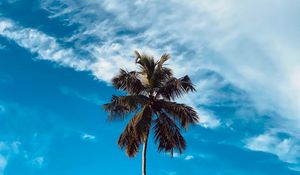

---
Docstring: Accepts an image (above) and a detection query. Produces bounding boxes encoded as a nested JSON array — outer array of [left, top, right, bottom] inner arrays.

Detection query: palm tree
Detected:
[[103, 51, 199, 175]]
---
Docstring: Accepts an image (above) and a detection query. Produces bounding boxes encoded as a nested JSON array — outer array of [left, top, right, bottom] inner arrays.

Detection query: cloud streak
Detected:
[[245, 131, 300, 164], [1, 0, 300, 164], [0, 18, 91, 71], [40, 0, 300, 134], [0, 15, 219, 128], [81, 133, 96, 141], [0, 141, 21, 175]]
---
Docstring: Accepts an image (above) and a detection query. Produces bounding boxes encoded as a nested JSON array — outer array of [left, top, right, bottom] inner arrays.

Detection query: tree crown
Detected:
[[103, 51, 199, 157]]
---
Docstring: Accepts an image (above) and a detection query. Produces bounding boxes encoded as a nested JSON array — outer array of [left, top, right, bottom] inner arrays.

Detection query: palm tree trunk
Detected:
[[142, 133, 149, 175]]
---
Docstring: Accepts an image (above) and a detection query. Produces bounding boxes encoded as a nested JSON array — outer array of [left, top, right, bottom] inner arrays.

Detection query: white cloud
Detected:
[[2, 0, 300, 132], [172, 152, 180, 158], [184, 155, 194, 161], [196, 110, 220, 129], [165, 152, 195, 161], [0, 105, 5, 113], [0, 43, 6, 50], [164, 152, 181, 158], [0, 18, 90, 71], [39, 0, 300, 133], [0, 101, 74, 170], [245, 132, 300, 163], [32, 156, 44, 168], [10, 141, 21, 154], [0, 141, 22, 174], [192, 1, 300, 135], [0, 14, 219, 128], [0, 141, 21, 154], [81, 133, 96, 141], [0, 17, 136, 82], [0, 155, 7, 175]]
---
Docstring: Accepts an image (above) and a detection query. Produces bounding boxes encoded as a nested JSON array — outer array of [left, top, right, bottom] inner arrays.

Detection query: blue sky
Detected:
[[0, 0, 300, 174]]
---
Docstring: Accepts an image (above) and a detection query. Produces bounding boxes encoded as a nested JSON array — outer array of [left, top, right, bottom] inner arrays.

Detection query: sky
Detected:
[[0, 0, 300, 174]]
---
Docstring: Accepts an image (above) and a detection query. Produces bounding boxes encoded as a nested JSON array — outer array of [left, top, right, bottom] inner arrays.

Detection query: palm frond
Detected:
[[159, 100, 198, 129], [112, 69, 146, 95], [135, 51, 174, 90], [134, 51, 156, 81], [154, 112, 186, 156], [149, 66, 173, 90], [157, 53, 170, 65], [133, 105, 152, 140], [118, 105, 152, 157], [118, 123, 141, 157], [103, 51, 198, 160], [134, 50, 142, 60], [158, 75, 196, 100], [102, 95, 148, 121]]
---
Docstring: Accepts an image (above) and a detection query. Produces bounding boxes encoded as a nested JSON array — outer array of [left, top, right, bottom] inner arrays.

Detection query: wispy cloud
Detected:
[[0, 18, 91, 71], [0, 105, 5, 113], [0, 100, 74, 171], [0, 141, 21, 174], [81, 133, 96, 141], [0, 43, 6, 50], [184, 155, 194, 161], [0, 15, 219, 128], [2, 0, 300, 133], [60, 86, 104, 105], [0, 17, 136, 82], [0, 155, 7, 175], [0, 0, 300, 173], [32, 156, 45, 168], [245, 132, 300, 163], [38, 0, 300, 133]]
